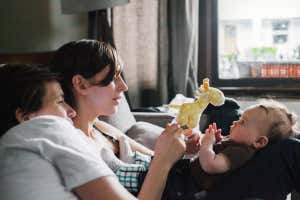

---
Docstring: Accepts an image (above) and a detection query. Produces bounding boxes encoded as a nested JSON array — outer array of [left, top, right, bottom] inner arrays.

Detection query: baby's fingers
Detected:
[[212, 122, 217, 131]]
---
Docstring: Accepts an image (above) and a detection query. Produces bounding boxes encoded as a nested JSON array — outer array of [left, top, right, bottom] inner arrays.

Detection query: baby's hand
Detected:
[[202, 125, 216, 146], [202, 123, 222, 146], [211, 122, 223, 142], [215, 128, 222, 142]]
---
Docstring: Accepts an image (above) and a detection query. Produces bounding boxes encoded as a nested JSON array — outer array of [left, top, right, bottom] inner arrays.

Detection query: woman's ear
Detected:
[[15, 108, 30, 123], [253, 136, 269, 149], [72, 75, 89, 95]]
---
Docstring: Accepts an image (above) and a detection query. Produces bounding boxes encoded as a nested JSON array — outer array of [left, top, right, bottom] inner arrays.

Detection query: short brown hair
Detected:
[[257, 99, 298, 144], [0, 64, 59, 136]]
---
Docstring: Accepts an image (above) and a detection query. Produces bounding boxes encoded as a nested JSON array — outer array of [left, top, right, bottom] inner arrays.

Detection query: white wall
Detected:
[[236, 97, 300, 129], [219, 0, 300, 20], [218, 0, 300, 61], [0, 0, 87, 53]]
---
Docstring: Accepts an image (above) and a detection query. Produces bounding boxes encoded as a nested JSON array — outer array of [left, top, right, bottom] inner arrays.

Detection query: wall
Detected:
[[219, 0, 300, 20], [0, 0, 87, 54], [235, 97, 300, 129]]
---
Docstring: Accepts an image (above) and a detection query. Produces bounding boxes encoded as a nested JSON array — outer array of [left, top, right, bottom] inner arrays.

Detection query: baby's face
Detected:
[[229, 106, 268, 146]]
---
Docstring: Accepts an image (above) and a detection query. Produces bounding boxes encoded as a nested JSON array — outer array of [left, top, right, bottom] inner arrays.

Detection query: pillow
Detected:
[[126, 121, 163, 150]]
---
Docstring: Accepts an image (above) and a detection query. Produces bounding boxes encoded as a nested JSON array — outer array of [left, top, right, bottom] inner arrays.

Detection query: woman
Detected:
[[0, 63, 118, 200], [0, 63, 185, 200], [51, 39, 187, 199], [52, 39, 300, 200]]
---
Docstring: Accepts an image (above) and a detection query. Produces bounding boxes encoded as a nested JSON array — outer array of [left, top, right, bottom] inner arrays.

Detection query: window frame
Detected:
[[198, 0, 300, 97]]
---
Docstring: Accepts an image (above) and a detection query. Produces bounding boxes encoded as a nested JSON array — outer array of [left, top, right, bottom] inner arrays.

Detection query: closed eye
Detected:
[[58, 100, 65, 104], [57, 95, 65, 104]]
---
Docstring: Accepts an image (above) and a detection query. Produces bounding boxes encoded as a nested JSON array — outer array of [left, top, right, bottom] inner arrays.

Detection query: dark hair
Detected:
[[0, 64, 59, 136], [51, 39, 121, 109]]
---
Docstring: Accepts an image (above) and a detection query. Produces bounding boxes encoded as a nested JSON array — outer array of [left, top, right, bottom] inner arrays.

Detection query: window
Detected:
[[204, 0, 300, 93]]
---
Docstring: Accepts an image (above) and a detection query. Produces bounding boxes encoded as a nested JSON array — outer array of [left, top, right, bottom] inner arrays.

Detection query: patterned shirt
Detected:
[[116, 151, 152, 193]]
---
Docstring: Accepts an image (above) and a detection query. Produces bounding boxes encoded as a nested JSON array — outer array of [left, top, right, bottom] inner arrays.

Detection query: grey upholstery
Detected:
[[126, 121, 163, 150]]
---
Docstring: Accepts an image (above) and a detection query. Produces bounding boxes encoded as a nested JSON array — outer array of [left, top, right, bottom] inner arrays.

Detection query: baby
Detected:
[[192, 99, 298, 190], [118, 99, 298, 194]]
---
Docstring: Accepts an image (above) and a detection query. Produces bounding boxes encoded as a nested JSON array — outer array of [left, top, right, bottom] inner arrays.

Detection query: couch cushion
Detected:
[[125, 121, 163, 150]]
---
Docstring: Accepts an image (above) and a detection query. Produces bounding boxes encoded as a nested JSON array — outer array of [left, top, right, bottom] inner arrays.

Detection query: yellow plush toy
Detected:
[[169, 78, 225, 132]]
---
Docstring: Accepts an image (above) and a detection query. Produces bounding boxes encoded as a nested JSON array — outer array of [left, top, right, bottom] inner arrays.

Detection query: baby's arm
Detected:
[[198, 124, 230, 174]]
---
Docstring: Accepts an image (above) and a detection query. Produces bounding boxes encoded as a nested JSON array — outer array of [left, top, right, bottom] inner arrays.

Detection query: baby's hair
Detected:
[[256, 99, 298, 143]]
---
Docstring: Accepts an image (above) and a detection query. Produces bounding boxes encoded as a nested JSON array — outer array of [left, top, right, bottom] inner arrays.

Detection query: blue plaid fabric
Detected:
[[133, 151, 151, 168], [116, 151, 151, 193]]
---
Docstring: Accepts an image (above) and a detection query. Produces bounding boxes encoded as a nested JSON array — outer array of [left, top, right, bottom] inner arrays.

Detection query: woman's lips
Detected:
[[112, 96, 121, 104]]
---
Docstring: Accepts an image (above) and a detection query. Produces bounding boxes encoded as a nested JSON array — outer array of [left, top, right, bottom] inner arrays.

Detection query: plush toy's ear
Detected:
[[253, 136, 269, 149], [203, 78, 210, 91]]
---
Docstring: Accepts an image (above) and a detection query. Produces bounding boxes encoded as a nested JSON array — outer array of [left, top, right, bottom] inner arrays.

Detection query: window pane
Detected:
[[218, 0, 300, 79]]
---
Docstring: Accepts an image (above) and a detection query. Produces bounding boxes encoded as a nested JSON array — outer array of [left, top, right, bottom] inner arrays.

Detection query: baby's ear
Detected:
[[253, 136, 269, 149], [15, 108, 30, 122]]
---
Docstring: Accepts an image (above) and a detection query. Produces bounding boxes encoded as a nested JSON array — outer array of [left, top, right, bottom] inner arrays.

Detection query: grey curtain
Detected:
[[113, 0, 199, 107], [168, 0, 199, 99], [158, 0, 169, 106], [113, 0, 168, 108], [61, 0, 129, 14]]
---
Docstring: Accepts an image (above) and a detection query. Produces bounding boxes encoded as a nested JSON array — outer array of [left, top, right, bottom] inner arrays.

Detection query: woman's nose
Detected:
[[117, 76, 128, 92], [64, 103, 77, 119]]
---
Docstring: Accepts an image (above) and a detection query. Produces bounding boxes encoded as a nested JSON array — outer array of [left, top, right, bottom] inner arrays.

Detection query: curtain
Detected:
[[113, 0, 198, 108], [158, 0, 169, 107], [113, 0, 168, 108], [168, 0, 199, 99]]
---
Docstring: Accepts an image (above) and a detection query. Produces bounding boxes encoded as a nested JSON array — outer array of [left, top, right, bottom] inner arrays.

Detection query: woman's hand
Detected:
[[153, 123, 186, 169], [185, 130, 201, 154], [138, 124, 185, 199]]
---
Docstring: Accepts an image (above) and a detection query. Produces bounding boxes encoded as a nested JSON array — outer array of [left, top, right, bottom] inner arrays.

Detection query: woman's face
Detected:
[[84, 65, 128, 116], [30, 81, 76, 122]]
